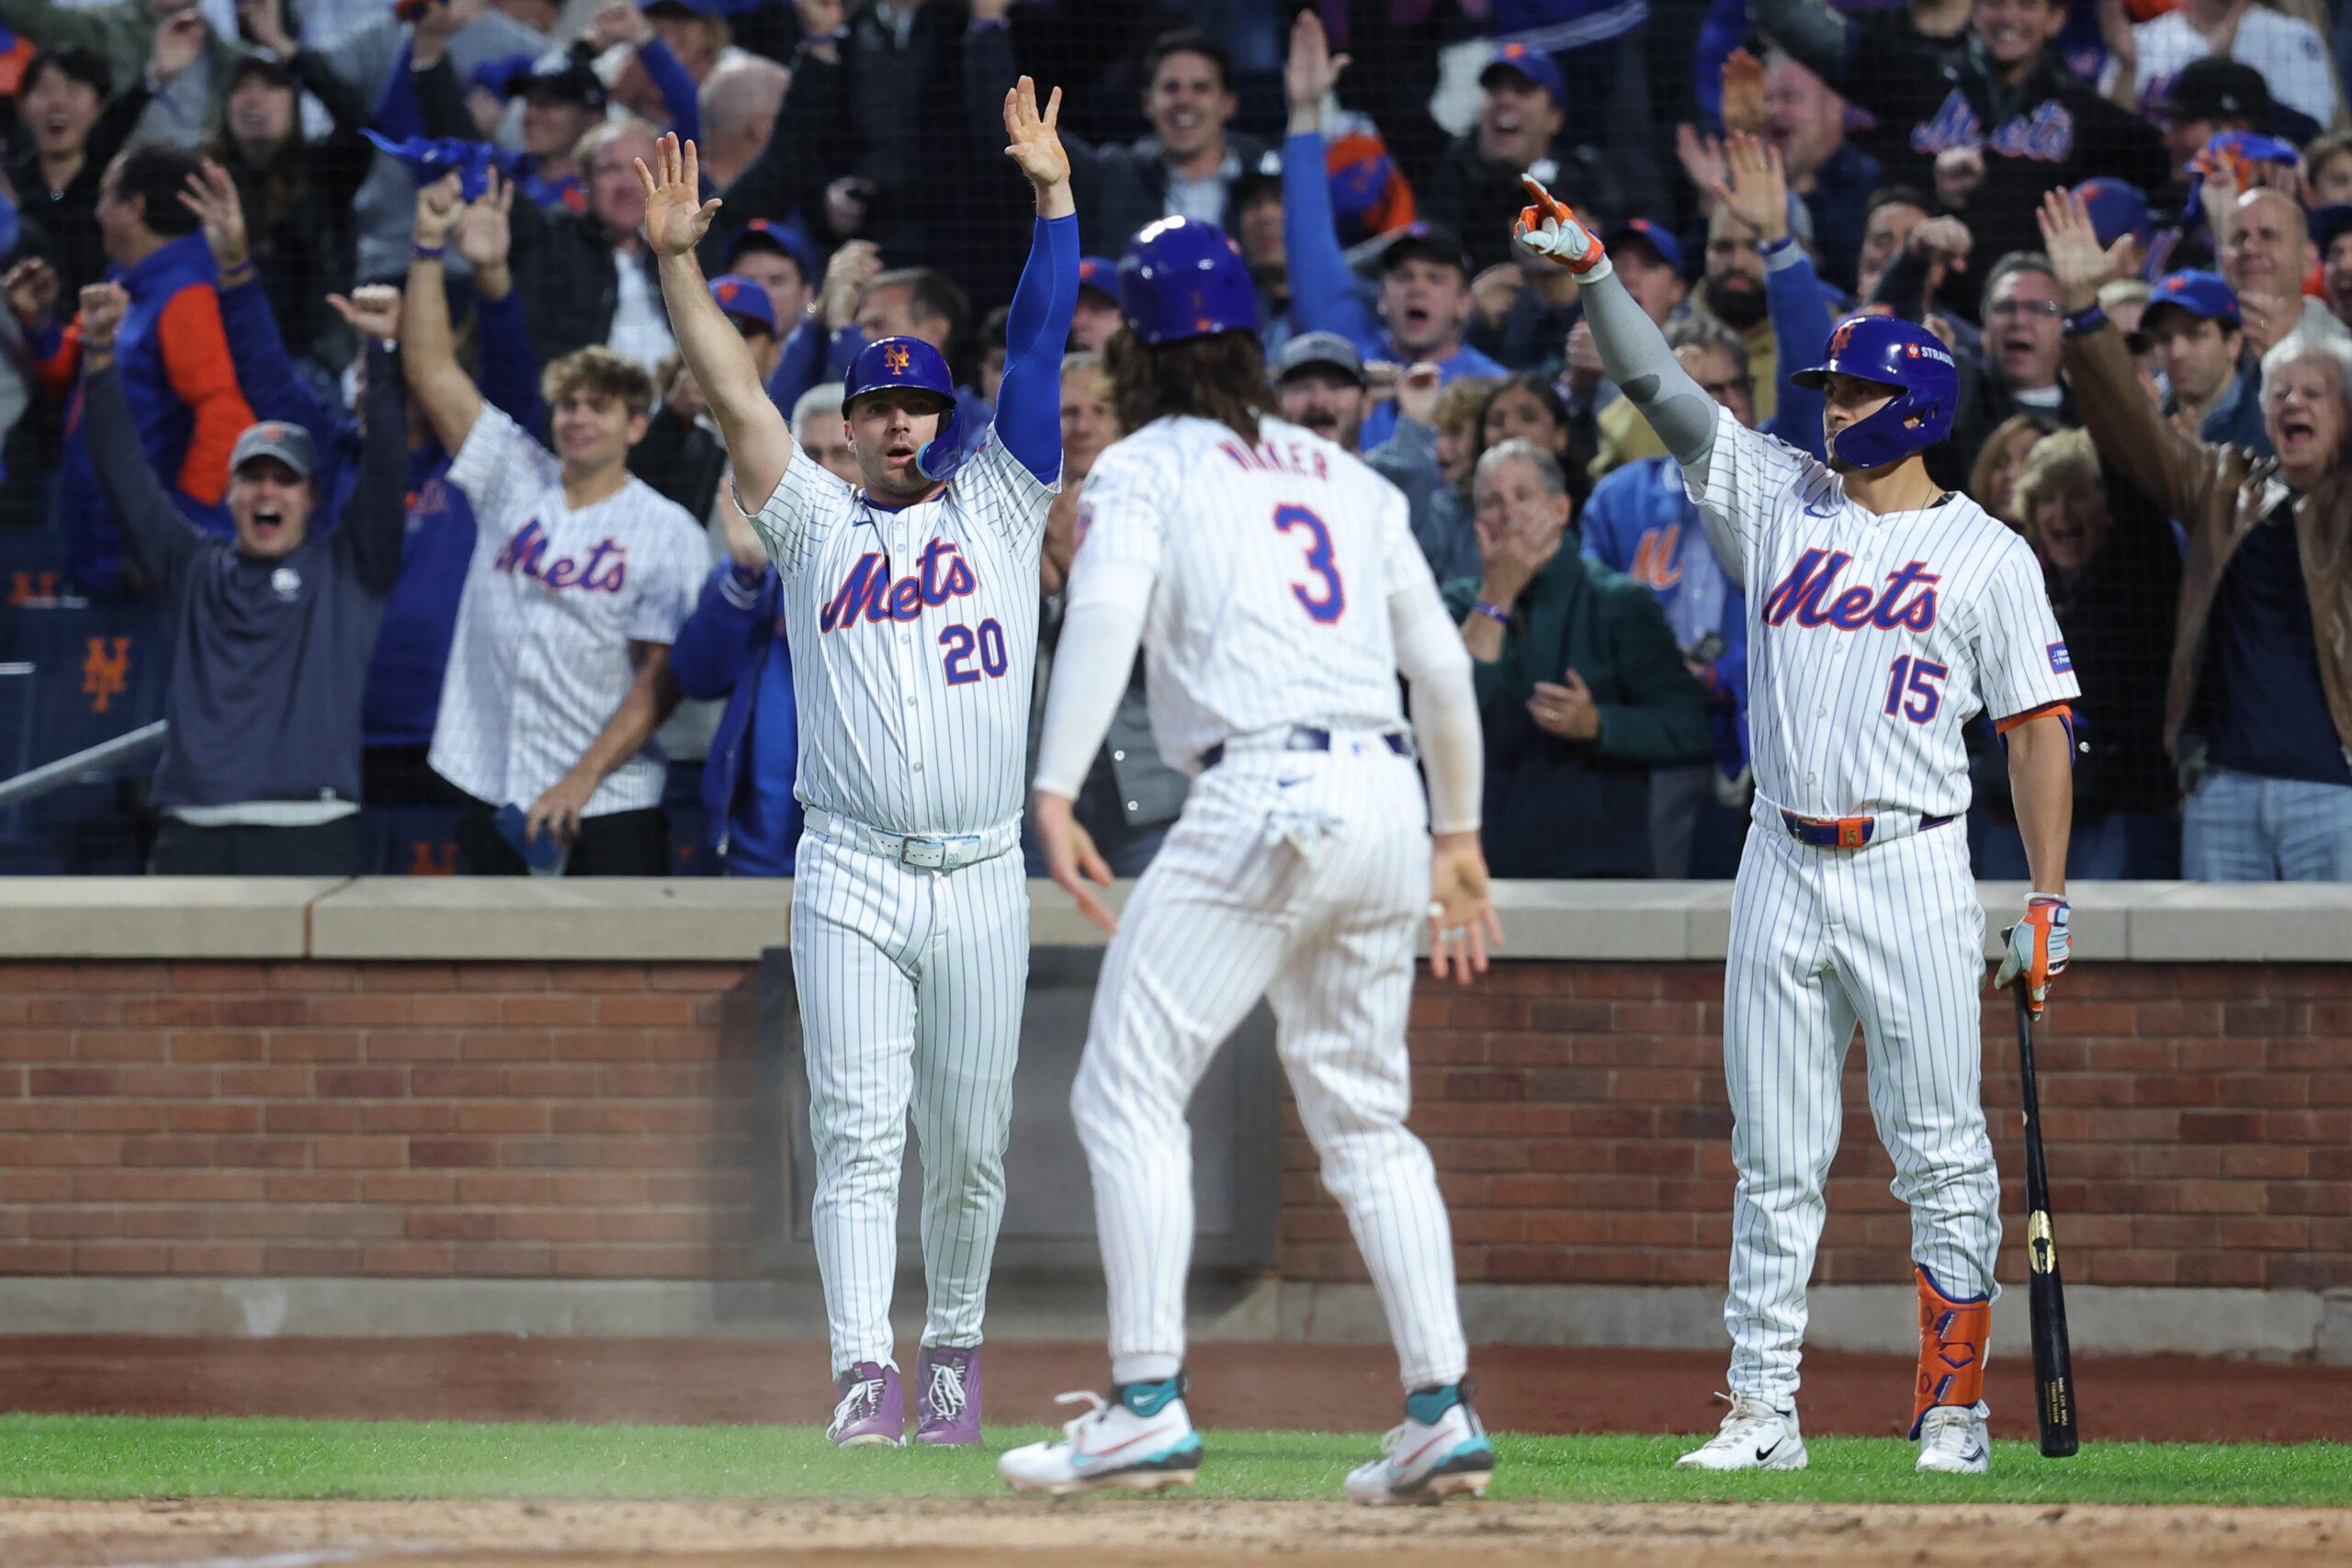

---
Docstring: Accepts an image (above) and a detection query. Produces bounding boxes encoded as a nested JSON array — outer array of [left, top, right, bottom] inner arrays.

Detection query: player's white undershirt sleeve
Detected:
[[1033, 448, 1167, 800], [1392, 576, 1481, 835], [1377, 484, 1480, 834]]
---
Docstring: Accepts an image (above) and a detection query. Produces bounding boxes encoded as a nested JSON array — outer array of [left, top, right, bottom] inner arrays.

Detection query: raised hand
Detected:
[[455, 165, 515, 275], [77, 282, 130, 354], [1001, 74, 1070, 192], [1934, 145, 1984, 210], [5, 257, 58, 326], [635, 132, 724, 257], [1676, 124, 1728, 212], [819, 237, 880, 329], [1285, 8, 1350, 123], [179, 160, 250, 273], [1395, 361, 1443, 427], [328, 283, 404, 340], [1719, 46, 1766, 136], [236, 0, 294, 56], [2037, 187, 2129, 315], [413, 169, 465, 246], [1706, 131, 1788, 244], [1513, 175, 1606, 275], [586, 0, 651, 51], [150, 6, 207, 83]]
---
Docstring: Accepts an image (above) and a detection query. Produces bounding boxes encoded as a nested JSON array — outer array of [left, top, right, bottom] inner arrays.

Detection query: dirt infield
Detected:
[[1, 1335, 2347, 1442], [5, 1498, 2351, 1568]]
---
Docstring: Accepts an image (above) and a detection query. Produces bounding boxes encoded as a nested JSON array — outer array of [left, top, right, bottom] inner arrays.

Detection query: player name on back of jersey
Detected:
[[1216, 434, 1334, 479]]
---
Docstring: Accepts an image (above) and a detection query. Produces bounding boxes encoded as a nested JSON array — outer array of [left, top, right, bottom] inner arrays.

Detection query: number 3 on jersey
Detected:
[[1274, 503, 1344, 624]]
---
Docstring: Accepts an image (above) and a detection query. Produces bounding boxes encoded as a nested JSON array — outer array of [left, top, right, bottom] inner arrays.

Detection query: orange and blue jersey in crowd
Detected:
[[30, 231, 254, 598]]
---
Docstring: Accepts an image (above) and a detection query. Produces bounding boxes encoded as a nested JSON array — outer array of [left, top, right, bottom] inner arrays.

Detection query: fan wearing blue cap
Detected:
[[2142, 270, 2267, 455], [641, 79, 1079, 1450], [1523, 171, 2081, 1483]]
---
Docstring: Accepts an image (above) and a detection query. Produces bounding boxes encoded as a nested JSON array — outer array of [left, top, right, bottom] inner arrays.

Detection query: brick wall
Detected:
[[2, 959, 2346, 1292], [0, 963, 761, 1280]]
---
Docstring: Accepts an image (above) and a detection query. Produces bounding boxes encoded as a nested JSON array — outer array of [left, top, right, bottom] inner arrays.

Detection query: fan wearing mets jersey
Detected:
[[638, 87, 1078, 1448], [1516, 164, 2078, 1477], [998, 216, 1504, 1506]]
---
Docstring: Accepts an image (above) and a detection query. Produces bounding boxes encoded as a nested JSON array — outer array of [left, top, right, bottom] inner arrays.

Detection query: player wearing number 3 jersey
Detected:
[[1000, 217, 1502, 1506], [645, 85, 1079, 1448], [1515, 174, 2078, 1476]]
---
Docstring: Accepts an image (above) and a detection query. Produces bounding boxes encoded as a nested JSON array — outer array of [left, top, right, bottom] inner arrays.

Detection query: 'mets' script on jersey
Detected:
[[1690, 410, 2078, 820], [1071, 414, 1431, 766], [752, 430, 1053, 837]]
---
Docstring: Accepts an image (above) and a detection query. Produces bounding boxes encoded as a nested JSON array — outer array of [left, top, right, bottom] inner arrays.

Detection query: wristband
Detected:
[[412, 242, 447, 261], [1472, 600, 1510, 626], [2062, 303, 2106, 339], [218, 261, 255, 287], [1758, 233, 1796, 256]]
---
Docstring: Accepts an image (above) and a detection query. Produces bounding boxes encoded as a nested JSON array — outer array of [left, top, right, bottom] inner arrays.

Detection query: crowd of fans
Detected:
[[1, 0, 2348, 883]]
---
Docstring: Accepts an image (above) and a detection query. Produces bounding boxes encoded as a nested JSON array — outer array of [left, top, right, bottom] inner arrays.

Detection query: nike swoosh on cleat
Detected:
[[1754, 1439, 1780, 1462], [1277, 775, 1310, 787]]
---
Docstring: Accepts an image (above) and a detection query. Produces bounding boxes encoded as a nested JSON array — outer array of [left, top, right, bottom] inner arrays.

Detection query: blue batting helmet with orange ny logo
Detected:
[[845, 334, 963, 480], [1118, 217, 1261, 345]]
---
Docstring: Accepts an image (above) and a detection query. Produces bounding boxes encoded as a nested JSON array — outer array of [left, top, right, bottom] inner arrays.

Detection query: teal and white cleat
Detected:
[[1344, 1383, 1495, 1506], [998, 1379, 1203, 1496]]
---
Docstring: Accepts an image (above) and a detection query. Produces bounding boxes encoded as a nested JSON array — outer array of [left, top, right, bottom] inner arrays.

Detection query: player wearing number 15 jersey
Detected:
[[641, 88, 1079, 1449], [1515, 167, 2077, 1478], [1000, 218, 1502, 1506]]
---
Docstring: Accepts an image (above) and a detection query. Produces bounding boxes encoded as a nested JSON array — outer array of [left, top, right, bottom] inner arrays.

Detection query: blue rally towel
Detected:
[[361, 130, 503, 201]]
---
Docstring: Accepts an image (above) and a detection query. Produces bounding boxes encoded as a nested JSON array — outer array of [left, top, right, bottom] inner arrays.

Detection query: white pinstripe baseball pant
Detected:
[[1721, 818, 2001, 1404], [1070, 739, 1469, 1392], [792, 826, 1029, 1377]]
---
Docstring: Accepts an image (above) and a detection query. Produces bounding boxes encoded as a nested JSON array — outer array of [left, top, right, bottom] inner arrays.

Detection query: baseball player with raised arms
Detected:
[[997, 216, 1503, 1506], [636, 83, 1078, 1446], [1514, 177, 2077, 1475]]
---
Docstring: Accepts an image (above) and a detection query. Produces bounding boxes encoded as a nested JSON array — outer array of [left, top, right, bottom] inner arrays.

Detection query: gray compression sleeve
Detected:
[[1581, 266, 1722, 469]]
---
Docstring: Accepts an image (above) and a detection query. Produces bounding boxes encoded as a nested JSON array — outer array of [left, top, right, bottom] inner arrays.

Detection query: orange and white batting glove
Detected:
[[1512, 175, 1611, 279], [1996, 895, 2071, 1017]]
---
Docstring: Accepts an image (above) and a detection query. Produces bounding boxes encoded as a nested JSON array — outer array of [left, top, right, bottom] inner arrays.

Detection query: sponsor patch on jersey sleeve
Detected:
[[2047, 641, 2073, 673]]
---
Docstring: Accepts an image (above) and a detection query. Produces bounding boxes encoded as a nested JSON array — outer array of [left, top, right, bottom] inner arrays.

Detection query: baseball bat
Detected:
[[2012, 983, 2079, 1458]]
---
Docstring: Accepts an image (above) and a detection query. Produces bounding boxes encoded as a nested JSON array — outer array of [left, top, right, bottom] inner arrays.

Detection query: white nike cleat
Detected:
[[1675, 1392, 1809, 1471], [1344, 1398, 1495, 1506], [998, 1386, 1203, 1495], [1916, 1400, 1991, 1473]]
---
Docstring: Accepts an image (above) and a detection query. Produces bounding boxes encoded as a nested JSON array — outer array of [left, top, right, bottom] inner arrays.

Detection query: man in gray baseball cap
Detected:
[[225, 421, 321, 558], [1274, 329, 1370, 452]]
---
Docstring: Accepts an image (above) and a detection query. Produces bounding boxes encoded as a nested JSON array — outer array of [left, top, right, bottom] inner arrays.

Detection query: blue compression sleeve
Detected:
[[638, 36, 700, 148], [994, 212, 1080, 486], [1760, 243, 1833, 457], [1283, 130, 1382, 355]]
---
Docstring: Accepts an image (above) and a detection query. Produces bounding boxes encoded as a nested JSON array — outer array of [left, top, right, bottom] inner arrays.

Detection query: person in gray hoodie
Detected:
[[80, 277, 405, 874]]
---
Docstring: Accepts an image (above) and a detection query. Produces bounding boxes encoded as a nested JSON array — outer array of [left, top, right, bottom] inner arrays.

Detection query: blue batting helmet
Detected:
[[1790, 314, 1959, 469], [845, 335, 964, 480], [1118, 216, 1261, 345]]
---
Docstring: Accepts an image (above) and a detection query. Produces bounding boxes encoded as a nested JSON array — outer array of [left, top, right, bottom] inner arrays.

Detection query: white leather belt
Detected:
[[804, 808, 1019, 870]]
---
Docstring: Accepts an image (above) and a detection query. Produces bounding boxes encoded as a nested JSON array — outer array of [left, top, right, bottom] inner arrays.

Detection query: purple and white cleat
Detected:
[[913, 1346, 982, 1445], [828, 1360, 905, 1448]]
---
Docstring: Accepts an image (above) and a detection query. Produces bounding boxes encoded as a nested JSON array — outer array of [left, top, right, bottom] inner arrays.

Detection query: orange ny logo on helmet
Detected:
[[884, 344, 911, 375], [1830, 320, 1858, 357], [716, 280, 739, 305]]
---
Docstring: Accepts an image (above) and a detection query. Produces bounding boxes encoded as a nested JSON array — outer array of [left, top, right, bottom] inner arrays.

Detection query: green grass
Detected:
[[1, 1416, 2347, 1506]]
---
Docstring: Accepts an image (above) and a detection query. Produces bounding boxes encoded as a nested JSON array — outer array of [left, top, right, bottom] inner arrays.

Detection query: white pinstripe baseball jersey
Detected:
[[1690, 408, 2079, 821], [750, 428, 1055, 837], [1072, 414, 1428, 764], [430, 406, 709, 814]]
